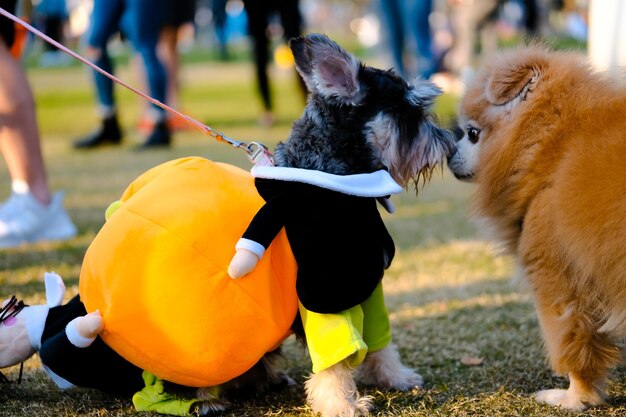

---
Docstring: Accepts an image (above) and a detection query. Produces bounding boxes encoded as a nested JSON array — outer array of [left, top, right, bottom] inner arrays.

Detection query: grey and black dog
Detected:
[[276, 34, 454, 187], [174, 33, 456, 417]]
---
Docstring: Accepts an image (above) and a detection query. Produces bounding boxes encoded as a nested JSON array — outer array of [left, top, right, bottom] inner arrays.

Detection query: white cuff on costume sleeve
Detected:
[[235, 238, 266, 259], [66, 318, 96, 348]]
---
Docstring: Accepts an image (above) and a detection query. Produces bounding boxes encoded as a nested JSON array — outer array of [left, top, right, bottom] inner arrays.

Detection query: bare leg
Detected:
[[0, 39, 76, 247], [0, 40, 50, 205], [158, 26, 180, 109]]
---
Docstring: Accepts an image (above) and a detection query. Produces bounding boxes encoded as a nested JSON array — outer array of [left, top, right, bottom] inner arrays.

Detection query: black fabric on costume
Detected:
[[242, 178, 395, 314], [39, 296, 144, 397]]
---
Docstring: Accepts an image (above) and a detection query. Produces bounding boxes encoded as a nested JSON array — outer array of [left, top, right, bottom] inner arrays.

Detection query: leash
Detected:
[[0, 6, 274, 166]]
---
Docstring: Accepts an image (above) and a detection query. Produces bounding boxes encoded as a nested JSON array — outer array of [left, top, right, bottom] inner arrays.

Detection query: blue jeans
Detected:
[[87, 0, 167, 113], [378, 0, 436, 79]]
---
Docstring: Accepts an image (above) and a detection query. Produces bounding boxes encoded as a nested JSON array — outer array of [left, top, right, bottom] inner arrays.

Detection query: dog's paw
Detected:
[[190, 400, 230, 416], [389, 367, 424, 391], [306, 362, 373, 417], [309, 393, 373, 417], [357, 344, 423, 391], [534, 389, 591, 411]]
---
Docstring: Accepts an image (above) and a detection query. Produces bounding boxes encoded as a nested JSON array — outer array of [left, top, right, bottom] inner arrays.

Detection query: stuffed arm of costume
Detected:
[[229, 197, 287, 279]]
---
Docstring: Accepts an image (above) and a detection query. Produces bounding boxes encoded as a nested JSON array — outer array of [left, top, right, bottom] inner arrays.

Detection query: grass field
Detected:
[[0, 54, 624, 417]]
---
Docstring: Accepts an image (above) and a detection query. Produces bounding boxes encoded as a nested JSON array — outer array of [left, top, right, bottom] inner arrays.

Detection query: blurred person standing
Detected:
[[137, 0, 197, 133], [441, 0, 544, 87], [0, 0, 77, 248], [442, 0, 501, 82], [377, 0, 437, 80], [73, 0, 171, 149], [35, 0, 70, 66], [242, 0, 306, 127], [212, 0, 229, 60]]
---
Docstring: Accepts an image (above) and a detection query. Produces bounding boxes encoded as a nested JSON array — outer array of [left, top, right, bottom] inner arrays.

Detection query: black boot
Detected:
[[74, 115, 122, 149], [137, 119, 171, 149]]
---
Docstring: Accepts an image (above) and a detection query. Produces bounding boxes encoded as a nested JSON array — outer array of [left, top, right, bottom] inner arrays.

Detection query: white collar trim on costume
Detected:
[[251, 166, 403, 197]]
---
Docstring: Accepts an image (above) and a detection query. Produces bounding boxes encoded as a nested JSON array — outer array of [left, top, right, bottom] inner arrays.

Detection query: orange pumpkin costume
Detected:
[[79, 157, 298, 387]]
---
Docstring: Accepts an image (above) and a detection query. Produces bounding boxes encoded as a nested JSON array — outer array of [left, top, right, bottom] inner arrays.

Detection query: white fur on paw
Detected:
[[392, 367, 424, 391], [309, 392, 373, 417], [306, 363, 373, 417], [357, 344, 423, 390], [534, 389, 588, 411]]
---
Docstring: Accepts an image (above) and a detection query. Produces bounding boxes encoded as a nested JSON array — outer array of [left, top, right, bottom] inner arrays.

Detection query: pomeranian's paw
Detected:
[[75, 311, 104, 339], [534, 388, 600, 411]]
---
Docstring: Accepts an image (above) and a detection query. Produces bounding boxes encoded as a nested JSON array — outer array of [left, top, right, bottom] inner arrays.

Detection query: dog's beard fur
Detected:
[[365, 109, 456, 189]]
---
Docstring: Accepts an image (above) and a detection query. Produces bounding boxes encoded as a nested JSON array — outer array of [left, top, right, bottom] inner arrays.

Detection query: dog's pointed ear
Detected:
[[289, 36, 315, 90], [289, 34, 360, 102], [409, 79, 443, 108], [485, 63, 539, 106]]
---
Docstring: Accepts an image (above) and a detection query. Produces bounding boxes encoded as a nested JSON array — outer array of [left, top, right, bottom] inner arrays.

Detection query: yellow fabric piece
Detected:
[[133, 371, 197, 416], [104, 200, 121, 220], [79, 157, 298, 387], [300, 283, 391, 373]]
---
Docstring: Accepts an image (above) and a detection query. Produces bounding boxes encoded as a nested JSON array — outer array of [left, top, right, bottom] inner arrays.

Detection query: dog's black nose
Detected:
[[452, 125, 464, 141]]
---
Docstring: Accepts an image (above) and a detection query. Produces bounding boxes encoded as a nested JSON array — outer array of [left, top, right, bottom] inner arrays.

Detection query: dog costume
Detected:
[[0, 273, 144, 396], [0, 273, 199, 416], [79, 157, 298, 388], [235, 166, 402, 372]]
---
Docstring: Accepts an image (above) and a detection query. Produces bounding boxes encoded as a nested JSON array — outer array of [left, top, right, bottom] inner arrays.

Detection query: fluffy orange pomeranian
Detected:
[[448, 45, 626, 411]]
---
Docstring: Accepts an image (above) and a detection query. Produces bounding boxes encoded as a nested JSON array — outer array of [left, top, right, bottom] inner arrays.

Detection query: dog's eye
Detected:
[[467, 127, 480, 144]]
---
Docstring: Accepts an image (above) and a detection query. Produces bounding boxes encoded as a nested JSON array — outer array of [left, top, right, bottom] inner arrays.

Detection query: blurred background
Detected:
[[22, 0, 592, 77], [2, 1, 626, 416]]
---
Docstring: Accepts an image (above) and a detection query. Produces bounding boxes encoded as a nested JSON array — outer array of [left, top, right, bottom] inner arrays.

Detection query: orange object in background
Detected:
[[10, 20, 28, 59], [80, 158, 298, 388]]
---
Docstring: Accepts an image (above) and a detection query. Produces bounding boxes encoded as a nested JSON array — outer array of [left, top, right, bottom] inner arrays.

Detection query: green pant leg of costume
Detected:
[[133, 371, 199, 416], [299, 303, 368, 373], [361, 282, 392, 352]]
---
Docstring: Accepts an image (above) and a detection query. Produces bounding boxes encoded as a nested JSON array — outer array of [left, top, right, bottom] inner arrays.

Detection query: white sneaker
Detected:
[[0, 191, 77, 249]]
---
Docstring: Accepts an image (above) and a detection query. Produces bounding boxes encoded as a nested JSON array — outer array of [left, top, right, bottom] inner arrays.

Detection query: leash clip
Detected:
[[247, 142, 274, 167]]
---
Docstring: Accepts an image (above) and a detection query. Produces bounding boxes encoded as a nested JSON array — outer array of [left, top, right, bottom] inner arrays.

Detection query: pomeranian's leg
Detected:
[[356, 343, 423, 390], [305, 360, 372, 417], [531, 275, 620, 410]]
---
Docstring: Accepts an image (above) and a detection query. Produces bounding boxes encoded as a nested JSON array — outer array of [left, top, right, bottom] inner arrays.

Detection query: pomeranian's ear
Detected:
[[289, 33, 360, 103], [485, 62, 539, 106]]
